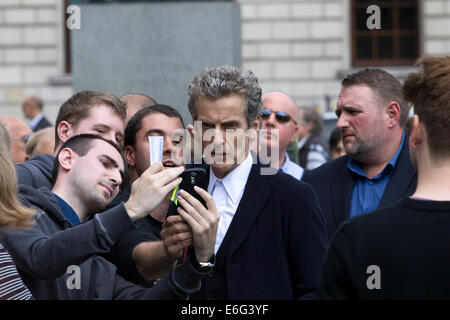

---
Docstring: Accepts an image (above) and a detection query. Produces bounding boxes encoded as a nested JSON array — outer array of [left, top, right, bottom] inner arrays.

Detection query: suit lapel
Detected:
[[331, 156, 355, 227], [227, 163, 273, 257], [380, 138, 416, 206]]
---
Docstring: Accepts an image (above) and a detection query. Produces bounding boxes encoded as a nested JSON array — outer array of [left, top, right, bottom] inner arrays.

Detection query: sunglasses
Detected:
[[261, 108, 297, 124]]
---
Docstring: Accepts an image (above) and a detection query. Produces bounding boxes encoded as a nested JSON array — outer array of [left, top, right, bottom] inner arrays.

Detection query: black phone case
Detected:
[[176, 167, 208, 210]]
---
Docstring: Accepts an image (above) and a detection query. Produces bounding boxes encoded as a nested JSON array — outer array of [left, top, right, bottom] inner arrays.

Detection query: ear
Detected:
[[58, 147, 75, 171], [124, 145, 136, 167], [57, 121, 74, 146], [385, 101, 401, 128], [409, 114, 423, 149]]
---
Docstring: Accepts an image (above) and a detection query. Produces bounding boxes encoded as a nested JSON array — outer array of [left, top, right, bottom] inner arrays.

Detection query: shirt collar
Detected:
[[208, 152, 253, 205], [53, 193, 81, 227], [280, 152, 304, 179], [29, 113, 43, 129], [347, 132, 406, 179]]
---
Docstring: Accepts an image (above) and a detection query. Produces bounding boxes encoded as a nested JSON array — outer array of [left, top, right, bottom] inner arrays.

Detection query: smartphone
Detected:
[[170, 167, 209, 213]]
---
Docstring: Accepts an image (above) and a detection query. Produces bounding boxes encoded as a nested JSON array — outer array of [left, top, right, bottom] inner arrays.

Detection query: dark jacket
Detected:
[[191, 161, 329, 299], [0, 185, 206, 300], [33, 116, 52, 132], [316, 197, 450, 299], [302, 137, 417, 239], [15, 154, 54, 189]]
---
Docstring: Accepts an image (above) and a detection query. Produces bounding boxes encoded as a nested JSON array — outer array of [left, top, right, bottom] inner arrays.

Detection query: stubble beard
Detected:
[[345, 130, 387, 163]]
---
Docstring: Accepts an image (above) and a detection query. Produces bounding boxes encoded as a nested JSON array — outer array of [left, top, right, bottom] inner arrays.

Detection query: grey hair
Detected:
[[188, 65, 262, 127], [0, 120, 11, 152]]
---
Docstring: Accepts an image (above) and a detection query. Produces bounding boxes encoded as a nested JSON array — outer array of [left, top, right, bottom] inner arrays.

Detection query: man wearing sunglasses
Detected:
[[260, 91, 304, 180]]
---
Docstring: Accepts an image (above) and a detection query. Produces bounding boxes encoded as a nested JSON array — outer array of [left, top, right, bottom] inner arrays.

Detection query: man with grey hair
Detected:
[[303, 68, 417, 240], [185, 65, 328, 299]]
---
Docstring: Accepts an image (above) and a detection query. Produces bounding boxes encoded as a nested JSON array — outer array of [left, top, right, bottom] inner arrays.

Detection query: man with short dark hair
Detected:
[[108, 104, 198, 286], [1, 134, 218, 299], [22, 95, 52, 132], [316, 56, 450, 299], [16, 90, 127, 189], [303, 68, 417, 239]]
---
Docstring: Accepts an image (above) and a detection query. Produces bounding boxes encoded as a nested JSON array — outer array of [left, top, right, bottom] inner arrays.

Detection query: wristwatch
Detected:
[[190, 253, 215, 273]]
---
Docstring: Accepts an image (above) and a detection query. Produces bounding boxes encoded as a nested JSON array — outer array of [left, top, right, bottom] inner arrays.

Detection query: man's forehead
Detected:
[[264, 93, 297, 113], [90, 139, 124, 167]]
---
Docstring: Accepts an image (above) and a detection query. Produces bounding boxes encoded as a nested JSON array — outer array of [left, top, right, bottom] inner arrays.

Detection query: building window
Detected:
[[351, 0, 419, 66]]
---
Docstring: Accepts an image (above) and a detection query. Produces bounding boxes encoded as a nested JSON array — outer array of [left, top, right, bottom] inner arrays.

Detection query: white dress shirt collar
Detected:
[[208, 152, 253, 205]]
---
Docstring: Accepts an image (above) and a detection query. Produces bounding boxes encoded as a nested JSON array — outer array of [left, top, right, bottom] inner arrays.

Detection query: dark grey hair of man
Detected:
[[187, 65, 263, 128]]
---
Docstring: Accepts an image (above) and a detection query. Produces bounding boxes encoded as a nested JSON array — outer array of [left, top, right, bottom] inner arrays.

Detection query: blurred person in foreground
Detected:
[[0, 138, 35, 300]]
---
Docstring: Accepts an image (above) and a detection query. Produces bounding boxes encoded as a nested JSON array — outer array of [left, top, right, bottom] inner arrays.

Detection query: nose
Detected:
[[109, 169, 122, 189], [163, 137, 174, 156], [264, 112, 277, 128], [336, 113, 349, 130], [212, 127, 226, 146]]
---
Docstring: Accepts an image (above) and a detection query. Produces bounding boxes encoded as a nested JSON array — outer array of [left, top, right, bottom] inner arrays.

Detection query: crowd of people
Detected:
[[0, 55, 449, 300]]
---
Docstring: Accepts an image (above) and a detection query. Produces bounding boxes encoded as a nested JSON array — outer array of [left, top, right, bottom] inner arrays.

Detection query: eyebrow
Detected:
[[199, 120, 242, 127], [100, 154, 125, 180], [144, 129, 165, 136], [336, 105, 361, 114], [95, 124, 124, 139]]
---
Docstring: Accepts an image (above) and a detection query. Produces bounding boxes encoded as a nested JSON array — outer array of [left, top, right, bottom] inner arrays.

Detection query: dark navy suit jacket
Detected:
[[194, 160, 329, 299], [302, 137, 417, 240], [33, 116, 52, 132]]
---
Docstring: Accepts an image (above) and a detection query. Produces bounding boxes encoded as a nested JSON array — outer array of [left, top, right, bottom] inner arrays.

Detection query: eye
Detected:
[[116, 135, 123, 143], [96, 128, 105, 134], [202, 123, 214, 130], [100, 159, 108, 168], [223, 123, 238, 130]]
